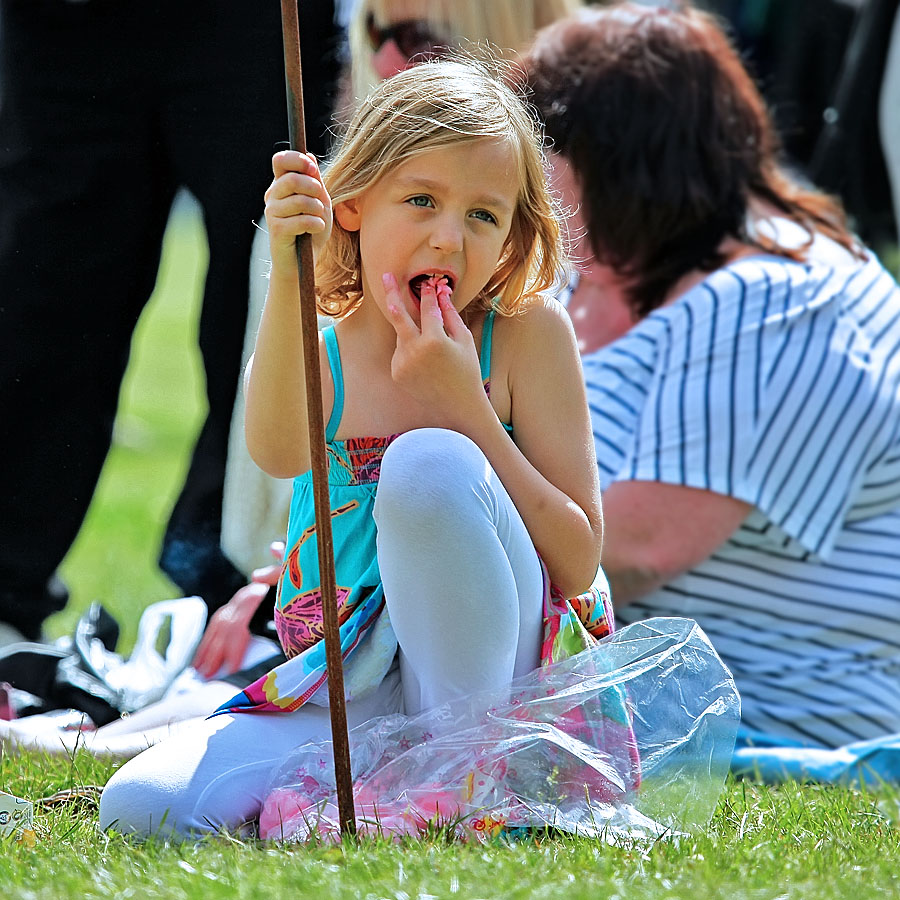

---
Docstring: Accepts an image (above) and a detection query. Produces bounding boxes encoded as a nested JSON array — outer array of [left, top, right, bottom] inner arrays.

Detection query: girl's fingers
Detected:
[[382, 271, 402, 305], [272, 149, 318, 178], [266, 192, 328, 222], [265, 172, 327, 205], [383, 273, 419, 338], [437, 291, 468, 338], [392, 271, 424, 323], [418, 280, 446, 338], [265, 191, 330, 243], [266, 152, 332, 255], [267, 214, 329, 242], [266, 154, 329, 217]]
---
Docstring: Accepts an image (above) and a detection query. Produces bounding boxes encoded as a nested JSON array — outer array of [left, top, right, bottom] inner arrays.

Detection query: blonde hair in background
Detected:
[[348, 0, 584, 100], [315, 57, 564, 320]]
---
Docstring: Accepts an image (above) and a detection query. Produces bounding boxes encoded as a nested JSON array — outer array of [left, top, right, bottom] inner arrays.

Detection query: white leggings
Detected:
[[99, 429, 544, 838]]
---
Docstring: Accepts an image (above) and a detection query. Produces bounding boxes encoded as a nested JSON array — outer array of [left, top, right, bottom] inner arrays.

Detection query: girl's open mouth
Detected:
[[409, 273, 454, 303]]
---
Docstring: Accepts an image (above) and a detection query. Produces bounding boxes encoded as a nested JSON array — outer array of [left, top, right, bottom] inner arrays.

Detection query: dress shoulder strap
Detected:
[[479, 309, 496, 383], [479, 309, 513, 435], [323, 326, 344, 442]]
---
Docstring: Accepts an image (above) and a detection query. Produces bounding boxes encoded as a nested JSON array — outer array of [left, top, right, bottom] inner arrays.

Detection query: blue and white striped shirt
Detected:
[[583, 243, 900, 748]]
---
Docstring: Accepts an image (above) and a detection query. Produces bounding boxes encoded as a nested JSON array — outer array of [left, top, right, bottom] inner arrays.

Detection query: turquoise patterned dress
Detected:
[[215, 312, 615, 716]]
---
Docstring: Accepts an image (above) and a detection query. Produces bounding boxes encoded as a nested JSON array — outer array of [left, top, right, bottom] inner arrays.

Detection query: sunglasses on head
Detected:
[[365, 11, 448, 60]]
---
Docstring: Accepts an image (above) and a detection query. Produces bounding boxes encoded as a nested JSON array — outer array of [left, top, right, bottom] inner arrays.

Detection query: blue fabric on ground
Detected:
[[732, 730, 900, 787]]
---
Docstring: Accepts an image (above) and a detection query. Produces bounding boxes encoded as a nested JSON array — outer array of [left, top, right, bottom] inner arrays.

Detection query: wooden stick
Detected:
[[279, 0, 356, 837]]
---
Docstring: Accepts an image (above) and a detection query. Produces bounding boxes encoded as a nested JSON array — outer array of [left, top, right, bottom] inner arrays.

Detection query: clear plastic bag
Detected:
[[260, 617, 740, 843]]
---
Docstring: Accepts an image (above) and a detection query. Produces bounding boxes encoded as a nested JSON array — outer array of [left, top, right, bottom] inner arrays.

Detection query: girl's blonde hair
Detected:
[[316, 57, 563, 319], [349, 0, 584, 101]]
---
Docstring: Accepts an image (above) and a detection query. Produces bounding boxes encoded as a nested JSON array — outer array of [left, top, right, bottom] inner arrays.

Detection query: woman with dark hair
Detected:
[[523, 3, 900, 754]]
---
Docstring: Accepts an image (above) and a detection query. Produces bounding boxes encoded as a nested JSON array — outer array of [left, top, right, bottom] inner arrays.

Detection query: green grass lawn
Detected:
[[4, 750, 900, 899], [4, 204, 900, 897]]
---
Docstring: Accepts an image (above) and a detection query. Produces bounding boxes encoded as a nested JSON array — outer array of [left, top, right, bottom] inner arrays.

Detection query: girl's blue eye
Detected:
[[408, 195, 432, 208], [472, 209, 498, 225]]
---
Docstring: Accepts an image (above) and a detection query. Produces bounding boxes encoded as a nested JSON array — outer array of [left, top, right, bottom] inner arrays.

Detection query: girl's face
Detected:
[[334, 138, 520, 322]]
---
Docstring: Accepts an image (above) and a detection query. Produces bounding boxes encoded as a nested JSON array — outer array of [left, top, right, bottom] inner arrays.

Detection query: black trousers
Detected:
[[0, 0, 341, 638]]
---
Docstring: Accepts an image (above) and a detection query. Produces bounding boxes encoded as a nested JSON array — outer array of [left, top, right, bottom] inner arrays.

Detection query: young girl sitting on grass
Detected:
[[99, 57, 610, 839]]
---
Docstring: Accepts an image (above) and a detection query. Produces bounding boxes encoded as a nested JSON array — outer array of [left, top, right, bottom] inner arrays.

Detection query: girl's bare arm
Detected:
[[244, 151, 332, 478], [473, 299, 603, 597]]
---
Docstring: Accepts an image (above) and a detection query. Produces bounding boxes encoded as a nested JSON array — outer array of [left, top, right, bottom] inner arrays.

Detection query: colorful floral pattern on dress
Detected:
[[540, 573, 614, 666], [327, 436, 395, 485], [275, 587, 353, 660], [276, 498, 361, 657]]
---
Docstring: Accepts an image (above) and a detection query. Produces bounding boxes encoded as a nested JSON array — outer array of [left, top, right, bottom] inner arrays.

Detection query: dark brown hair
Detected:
[[522, 3, 863, 318]]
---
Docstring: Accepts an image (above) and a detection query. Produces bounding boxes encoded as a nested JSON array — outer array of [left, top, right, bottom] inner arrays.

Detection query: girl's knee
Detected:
[[381, 428, 484, 482], [376, 428, 488, 525], [98, 725, 229, 839], [99, 761, 184, 839]]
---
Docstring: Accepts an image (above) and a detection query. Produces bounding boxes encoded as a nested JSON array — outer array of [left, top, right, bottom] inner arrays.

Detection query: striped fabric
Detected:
[[582, 243, 900, 748]]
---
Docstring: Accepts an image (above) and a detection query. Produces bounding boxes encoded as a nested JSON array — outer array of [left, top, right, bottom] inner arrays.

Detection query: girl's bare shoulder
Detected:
[[494, 294, 577, 354], [485, 296, 580, 417]]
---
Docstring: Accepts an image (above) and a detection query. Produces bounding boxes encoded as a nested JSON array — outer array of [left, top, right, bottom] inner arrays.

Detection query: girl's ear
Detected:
[[334, 198, 362, 232]]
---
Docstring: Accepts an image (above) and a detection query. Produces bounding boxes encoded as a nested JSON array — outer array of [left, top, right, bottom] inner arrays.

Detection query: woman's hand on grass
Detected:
[[191, 544, 283, 678]]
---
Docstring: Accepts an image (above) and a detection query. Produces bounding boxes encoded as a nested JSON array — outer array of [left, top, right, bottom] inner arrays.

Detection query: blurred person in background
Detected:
[[0, 1, 343, 647], [880, 3, 900, 240], [346, 0, 583, 100], [524, 2, 900, 751]]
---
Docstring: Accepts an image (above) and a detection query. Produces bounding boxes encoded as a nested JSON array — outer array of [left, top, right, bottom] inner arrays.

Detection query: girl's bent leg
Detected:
[[374, 428, 544, 714], [99, 666, 401, 839], [99, 709, 306, 839]]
